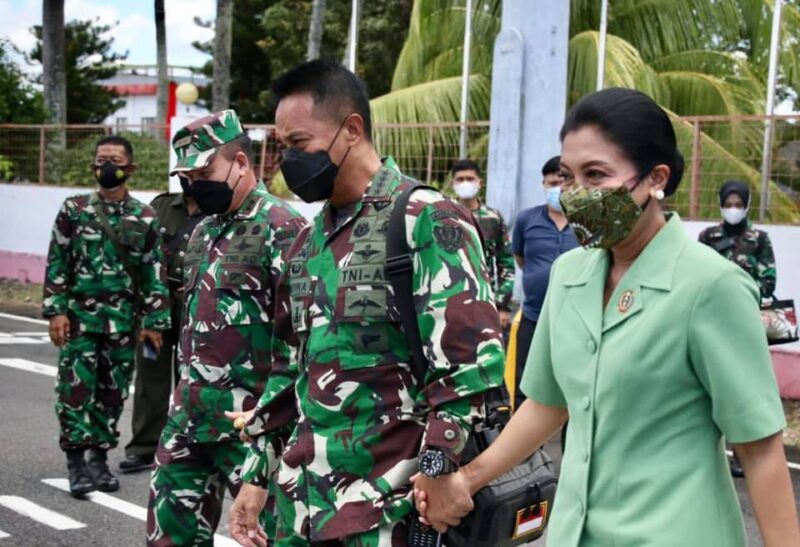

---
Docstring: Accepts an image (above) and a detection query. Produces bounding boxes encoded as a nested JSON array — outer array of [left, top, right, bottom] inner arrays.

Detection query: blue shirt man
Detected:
[[511, 155, 578, 404]]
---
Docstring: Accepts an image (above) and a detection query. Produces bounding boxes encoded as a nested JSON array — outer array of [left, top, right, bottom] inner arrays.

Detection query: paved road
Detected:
[[0, 312, 797, 546]]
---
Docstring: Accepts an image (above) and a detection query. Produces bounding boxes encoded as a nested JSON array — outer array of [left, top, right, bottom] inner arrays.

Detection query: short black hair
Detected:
[[541, 156, 561, 176], [220, 134, 255, 168], [560, 88, 684, 196], [451, 158, 481, 176], [272, 59, 372, 142], [95, 135, 133, 162]]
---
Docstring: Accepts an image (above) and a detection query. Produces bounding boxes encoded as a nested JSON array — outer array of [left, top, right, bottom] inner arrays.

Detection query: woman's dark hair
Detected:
[[560, 88, 684, 196]]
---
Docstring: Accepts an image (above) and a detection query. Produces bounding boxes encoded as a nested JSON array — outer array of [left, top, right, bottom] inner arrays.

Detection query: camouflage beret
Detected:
[[170, 109, 245, 174]]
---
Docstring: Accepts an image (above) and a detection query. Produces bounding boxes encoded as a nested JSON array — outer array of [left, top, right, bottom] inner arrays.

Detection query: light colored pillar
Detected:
[[486, 0, 571, 223]]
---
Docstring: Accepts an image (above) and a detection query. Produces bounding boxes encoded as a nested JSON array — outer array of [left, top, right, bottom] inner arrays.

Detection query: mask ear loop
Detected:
[[327, 115, 354, 169]]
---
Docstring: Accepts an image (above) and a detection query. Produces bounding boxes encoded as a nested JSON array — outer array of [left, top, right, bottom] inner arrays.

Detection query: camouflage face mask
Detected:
[[559, 184, 643, 249]]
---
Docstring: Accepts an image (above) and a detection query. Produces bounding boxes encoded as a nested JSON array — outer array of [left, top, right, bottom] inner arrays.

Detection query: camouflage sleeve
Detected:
[[756, 230, 776, 299], [493, 212, 516, 311], [409, 194, 505, 465], [240, 218, 307, 487], [139, 215, 172, 331], [42, 200, 72, 317]]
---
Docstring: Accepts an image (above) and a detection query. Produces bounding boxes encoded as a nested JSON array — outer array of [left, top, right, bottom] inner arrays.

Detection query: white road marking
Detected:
[[42, 479, 239, 546], [0, 358, 56, 377], [0, 312, 49, 326], [0, 529, 9, 539], [0, 495, 85, 530]]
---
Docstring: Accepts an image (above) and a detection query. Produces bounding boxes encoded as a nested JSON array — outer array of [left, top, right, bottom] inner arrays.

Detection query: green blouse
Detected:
[[522, 214, 785, 547]]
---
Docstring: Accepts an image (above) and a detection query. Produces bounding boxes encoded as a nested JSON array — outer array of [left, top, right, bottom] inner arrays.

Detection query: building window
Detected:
[[115, 117, 128, 132], [141, 117, 157, 137]]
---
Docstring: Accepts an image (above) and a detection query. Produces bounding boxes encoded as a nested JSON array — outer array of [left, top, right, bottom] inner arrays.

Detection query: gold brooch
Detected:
[[233, 416, 246, 430], [618, 290, 634, 313]]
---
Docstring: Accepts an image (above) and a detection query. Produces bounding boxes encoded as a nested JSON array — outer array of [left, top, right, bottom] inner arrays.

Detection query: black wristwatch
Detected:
[[418, 448, 456, 478]]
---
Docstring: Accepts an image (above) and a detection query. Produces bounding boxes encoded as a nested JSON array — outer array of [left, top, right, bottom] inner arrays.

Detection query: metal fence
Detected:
[[2, 116, 799, 223]]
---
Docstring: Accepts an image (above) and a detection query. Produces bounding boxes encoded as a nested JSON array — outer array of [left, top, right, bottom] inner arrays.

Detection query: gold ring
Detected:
[[233, 416, 246, 430]]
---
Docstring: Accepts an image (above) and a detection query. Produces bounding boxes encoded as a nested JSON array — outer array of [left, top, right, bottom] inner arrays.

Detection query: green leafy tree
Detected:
[[0, 40, 45, 123], [190, 0, 411, 121], [29, 18, 127, 123], [372, 0, 800, 222]]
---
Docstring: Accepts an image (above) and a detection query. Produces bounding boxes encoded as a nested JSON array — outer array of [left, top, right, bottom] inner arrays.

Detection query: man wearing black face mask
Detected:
[[120, 183, 206, 474], [145, 110, 307, 546], [43, 135, 172, 498], [227, 60, 504, 546]]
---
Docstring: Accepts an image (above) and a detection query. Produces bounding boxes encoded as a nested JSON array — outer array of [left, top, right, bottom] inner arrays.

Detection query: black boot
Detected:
[[66, 449, 96, 498], [87, 448, 120, 492]]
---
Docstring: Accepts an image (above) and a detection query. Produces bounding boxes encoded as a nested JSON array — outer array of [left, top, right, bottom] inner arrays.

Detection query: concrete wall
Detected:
[[0, 183, 322, 281]]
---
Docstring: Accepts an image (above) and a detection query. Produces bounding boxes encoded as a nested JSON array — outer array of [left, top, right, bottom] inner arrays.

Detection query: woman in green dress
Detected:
[[412, 88, 799, 546]]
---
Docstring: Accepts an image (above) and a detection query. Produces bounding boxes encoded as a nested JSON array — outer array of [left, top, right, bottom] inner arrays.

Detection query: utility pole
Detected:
[[459, 0, 474, 158], [597, 0, 609, 91], [759, 0, 783, 221]]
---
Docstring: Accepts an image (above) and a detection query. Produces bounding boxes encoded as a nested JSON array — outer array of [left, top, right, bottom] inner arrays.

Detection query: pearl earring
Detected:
[[654, 189, 665, 200]]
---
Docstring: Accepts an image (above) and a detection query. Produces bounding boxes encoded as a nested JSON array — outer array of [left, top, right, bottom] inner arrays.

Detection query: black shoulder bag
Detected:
[[386, 185, 557, 547]]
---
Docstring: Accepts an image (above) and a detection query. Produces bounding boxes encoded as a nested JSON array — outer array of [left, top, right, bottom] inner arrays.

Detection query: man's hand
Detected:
[[225, 409, 255, 442], [138, 329, 163, 354], [498, 310, 511, 330], [411, 471, 474, 534], [48, 315, 70, 347], [229, 482, 269, 547]]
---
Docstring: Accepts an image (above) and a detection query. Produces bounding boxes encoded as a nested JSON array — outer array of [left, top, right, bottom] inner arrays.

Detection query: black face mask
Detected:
[[94, 162, 129, 189], [280, 118, 350, 203], [189, 160, 241, 215], [179, 176, 192, 198]]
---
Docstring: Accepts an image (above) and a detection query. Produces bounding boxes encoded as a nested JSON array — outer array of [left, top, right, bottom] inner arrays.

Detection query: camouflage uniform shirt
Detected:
[[470, 202, 515, 310], [42, 192, 171, 333], [163, 181, 306, 444], [241, 160, 505, 541], [698, 221, 776, 298]]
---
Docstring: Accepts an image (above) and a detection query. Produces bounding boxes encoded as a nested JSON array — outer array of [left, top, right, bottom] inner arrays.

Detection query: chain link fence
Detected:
[[2, 117, 799, 223]]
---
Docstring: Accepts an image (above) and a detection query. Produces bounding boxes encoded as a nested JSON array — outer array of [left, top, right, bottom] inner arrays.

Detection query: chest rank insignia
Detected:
[[618, 290, 634, 313], [354, 222, 371, 238], [354, 244, 381, 260]]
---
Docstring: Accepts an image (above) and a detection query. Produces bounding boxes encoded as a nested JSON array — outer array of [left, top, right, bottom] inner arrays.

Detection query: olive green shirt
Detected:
[[522, 214, 784, 547]]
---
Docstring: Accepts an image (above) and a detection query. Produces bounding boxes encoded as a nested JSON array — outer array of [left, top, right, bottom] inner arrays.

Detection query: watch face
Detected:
[[420, 451, 445, 477]]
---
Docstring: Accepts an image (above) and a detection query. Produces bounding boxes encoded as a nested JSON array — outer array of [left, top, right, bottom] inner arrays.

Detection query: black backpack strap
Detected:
[[385, 184, 435, 387]]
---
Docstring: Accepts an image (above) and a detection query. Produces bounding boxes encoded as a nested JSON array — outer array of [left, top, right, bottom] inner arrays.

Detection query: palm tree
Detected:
[[370, 0, 800, 221], [155, 0, 168, 143], [212, 0, 233, 111], [306, 0, 326, 61], [42, 0, 66, 181]]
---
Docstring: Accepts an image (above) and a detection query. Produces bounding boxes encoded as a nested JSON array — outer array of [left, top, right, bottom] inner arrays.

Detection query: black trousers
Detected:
[[125, 328, 178, 458], [514, 316, 537, 407], [514, 315, 568, 453]]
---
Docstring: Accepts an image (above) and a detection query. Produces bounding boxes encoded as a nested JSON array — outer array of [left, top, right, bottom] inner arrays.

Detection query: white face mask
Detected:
[[721, 207, 747, 225], [453, 181, 480, 200]]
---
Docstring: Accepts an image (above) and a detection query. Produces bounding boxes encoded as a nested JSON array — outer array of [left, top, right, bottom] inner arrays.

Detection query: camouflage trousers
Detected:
[[146, 434, 274, 546], [273, 471, 409, 547], [274, 517, 408, 546], [55, 332, 136, 451]]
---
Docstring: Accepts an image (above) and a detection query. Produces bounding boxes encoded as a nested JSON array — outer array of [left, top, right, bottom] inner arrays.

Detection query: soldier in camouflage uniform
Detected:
[[43, 135, 172, 498], [698, 179, 777, 478], [145, 110, 307, 547], [227, 60, 505, 547], [449, 158, 515, 329], [698, 180, 776, 299], [121, 186, 207, 473]]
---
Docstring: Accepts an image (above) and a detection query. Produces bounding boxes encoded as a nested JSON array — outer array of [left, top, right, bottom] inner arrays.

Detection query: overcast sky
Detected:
[[2, 0, 216, 70]]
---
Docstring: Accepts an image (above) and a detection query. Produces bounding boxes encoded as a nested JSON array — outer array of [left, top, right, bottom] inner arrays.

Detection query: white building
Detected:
[[101, 67, 210, 131]]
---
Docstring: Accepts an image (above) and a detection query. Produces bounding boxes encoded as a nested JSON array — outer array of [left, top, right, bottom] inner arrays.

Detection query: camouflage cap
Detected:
[[170, 110, 245, 174]]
